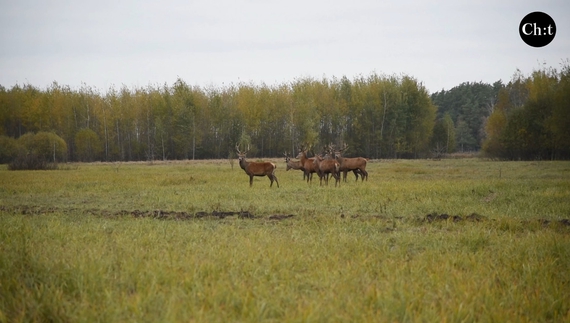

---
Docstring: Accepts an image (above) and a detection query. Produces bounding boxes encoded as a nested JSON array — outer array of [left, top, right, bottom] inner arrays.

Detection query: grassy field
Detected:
[[1, 158, 569, 322]]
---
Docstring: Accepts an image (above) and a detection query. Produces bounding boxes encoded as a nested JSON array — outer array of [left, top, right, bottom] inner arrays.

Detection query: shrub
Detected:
[[17, 131, 67, 162], [8, 152, 58, 170], [0, 135, 20, 164], [8, 132, 67, 170]]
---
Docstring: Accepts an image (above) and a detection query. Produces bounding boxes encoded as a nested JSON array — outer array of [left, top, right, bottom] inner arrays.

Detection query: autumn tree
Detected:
[[482, 63, 570, 160], [549, 62, 570, 158], [0, 135, 19, 163], [431, 112, 456, 155], [482, 88, 510, 158], [75, 128, 103, 162]]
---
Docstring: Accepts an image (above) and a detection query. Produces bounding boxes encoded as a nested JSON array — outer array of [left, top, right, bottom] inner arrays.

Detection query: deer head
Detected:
[[235, 143, 250, 161], [334, 143, 348, 158]]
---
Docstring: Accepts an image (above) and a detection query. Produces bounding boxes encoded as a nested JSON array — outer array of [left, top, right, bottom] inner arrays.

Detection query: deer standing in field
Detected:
[[324, 144, 361, 181], [296, 148, 317, 184], [333, 144, 368, 182], [313, 153, 341, 187], [236, 144, 279, 188], [284, 152, 308, 180]]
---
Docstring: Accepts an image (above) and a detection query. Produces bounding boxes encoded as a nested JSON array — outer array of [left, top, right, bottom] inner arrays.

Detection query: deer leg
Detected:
[[360, 169, 368, 181], [273, 174, 279, 188], [249, 175, 254, 187]]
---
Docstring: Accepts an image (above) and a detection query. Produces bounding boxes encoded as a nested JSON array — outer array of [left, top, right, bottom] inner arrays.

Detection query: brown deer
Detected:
[[313, 154, 341, 187], [236, 144, 279, 188], [333, 144, 368, 182], [296, 148, 317, 184], [322, 144, 358, 181], [284, 152, 308, 180]]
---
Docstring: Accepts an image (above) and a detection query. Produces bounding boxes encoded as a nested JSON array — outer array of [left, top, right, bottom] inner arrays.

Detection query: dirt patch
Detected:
[[268, 214, 295, 220], [1, 206, 569, 227], [423, 212, 570, 228], [423, 212, 487, 222], [537, 218, 570, 227], [110, 209, 256, 220], [423, 212, 491, 223], [0, 205, 275, 220]]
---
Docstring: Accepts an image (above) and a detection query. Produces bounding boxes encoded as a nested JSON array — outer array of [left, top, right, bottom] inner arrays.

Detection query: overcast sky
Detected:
[[1, 0, 568, 94]]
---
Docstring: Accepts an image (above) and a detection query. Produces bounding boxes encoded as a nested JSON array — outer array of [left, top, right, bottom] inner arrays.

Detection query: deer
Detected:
[[322, 144, 359, 181], [333, 144, 368, 182], [236, 144, 279, 188], [283, 152, 307, 180], [295, 147, 318, 184], [313, 152, 341, 187]]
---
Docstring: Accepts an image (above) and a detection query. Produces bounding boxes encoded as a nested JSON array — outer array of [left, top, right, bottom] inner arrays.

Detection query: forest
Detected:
[[0, 63, 569, 165]]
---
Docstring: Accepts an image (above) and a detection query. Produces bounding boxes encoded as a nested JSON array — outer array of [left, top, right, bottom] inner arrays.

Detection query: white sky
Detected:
[[1, 0, 569, 94]]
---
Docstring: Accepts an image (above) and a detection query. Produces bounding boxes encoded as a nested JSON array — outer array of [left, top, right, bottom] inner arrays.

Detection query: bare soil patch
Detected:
[[423, 212, 488, 223], [1, 206, 569, 227]]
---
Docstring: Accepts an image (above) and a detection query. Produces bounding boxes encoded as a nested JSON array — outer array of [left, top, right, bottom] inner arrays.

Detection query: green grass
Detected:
[[1, 159, 569, 322]]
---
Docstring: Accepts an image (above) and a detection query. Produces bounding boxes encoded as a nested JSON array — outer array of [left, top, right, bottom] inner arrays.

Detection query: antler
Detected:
[[328, 143, 336, 155], [236, 143, 250, 155]]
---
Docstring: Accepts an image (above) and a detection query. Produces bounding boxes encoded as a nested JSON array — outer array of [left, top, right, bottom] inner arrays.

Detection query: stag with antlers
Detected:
[[236, 144, 279, 188], [296, 147, 318, 184], [332, 144, 368, 182], [313, 153, 341, 187]]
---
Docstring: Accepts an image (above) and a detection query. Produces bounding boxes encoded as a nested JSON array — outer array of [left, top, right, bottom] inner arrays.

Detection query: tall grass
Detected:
[[1, 159, 569, 322]]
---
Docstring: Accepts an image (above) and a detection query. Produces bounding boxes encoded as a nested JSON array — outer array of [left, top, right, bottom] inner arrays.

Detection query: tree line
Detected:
[[1, 64, 569, 165], [431, 62, 570, 160], [0, 74, 436, 162]]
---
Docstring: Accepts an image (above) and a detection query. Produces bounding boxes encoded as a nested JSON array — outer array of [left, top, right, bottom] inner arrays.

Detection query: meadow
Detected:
[[1, 158, 569, 322]]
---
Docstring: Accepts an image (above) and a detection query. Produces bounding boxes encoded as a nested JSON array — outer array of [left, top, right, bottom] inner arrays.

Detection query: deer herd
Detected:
[[236, 143, 368, 188]]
